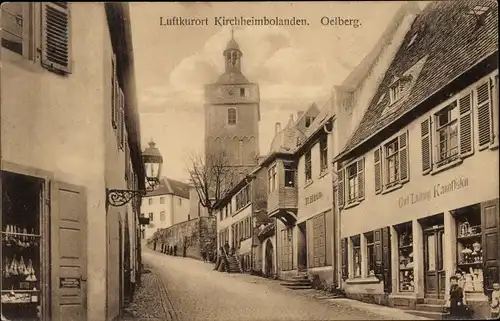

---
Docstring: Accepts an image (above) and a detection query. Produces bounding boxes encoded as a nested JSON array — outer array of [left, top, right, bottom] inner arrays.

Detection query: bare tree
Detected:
[[186, 150, 239, 216]]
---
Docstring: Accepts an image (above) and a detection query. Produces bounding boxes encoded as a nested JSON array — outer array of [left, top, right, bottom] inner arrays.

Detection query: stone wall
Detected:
[[148, 216, 217, 260]]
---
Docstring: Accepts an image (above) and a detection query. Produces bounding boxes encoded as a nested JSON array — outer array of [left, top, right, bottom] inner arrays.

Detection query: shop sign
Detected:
[[60, 277, 81, 289], [398, 177, 469, 208], [305, 192, 323, 206]]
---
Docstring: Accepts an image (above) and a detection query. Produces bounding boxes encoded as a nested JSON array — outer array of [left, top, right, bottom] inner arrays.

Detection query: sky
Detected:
[[130, 1, 431, 182]]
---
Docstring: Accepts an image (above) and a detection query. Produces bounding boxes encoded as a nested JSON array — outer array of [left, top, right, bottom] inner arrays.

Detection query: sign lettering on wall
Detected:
[[305, 192, 323, 206], [398, 177, 469, 208]]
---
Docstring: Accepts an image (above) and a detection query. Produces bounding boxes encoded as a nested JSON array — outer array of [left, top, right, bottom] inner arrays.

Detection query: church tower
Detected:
[[204, 31, 260, 173]]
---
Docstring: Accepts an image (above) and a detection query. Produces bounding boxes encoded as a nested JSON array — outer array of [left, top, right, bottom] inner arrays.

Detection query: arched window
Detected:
[[228, 108, 237, 125]]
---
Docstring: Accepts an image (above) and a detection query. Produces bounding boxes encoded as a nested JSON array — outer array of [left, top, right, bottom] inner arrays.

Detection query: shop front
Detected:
[[341, 163, 499, 319], [1, 166, 88, 321]]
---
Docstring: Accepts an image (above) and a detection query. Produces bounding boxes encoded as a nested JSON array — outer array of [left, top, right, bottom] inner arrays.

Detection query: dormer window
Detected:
[[388, 75, 412, 105], [227, 108, 237, 125]]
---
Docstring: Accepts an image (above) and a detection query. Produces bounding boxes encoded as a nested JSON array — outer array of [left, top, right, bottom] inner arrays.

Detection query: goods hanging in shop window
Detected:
[[1, 172, 44, 321]]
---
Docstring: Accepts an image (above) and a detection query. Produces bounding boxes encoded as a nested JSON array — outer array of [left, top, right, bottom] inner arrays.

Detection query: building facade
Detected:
[[140, 175, 190, 241], [0, 3, 145, 321], [334, 1, 498, 318], [204, 33, 260, 178]]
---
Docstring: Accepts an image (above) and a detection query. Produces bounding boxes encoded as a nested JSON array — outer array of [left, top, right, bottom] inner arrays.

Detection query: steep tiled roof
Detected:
[[145, 177, 190, 198], [269, 116, 306, 154], [336, 0, 498, 160]]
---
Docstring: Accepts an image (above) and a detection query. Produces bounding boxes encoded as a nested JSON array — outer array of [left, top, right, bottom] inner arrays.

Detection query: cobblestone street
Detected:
[[122, 247, 430, 321]]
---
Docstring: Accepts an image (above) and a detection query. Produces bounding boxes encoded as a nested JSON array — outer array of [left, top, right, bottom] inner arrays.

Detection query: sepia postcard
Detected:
[[0, 1, 498, 321]]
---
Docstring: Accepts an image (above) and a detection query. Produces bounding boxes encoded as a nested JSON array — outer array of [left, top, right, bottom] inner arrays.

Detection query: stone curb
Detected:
[[154, 267, 178, 321]]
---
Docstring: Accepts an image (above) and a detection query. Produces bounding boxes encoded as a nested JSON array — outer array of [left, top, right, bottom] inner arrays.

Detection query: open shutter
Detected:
[[318, 214, 326, 267], [307, 219, 314, 269], [477, 80, 493, 150], [382, 226, 392, 293], [124, 139, 129, 181], [50, 181, 87, 321], [337, 168, 345, 209], [41, 2, 71, 74], [421, 117, 432, 174], [374, 148, 382, 194], [399, 131, 409, 183], [313, 217, 319, 268], [341, 238, 348, 280], [458, 92, 474, 157], [374, 229, 382, 278], [481, 199, 500, 295], [287, 229, 293, 270], [357, 158, 365, 201], [119, 90, 125, 150], [111, 54, 118, 129]]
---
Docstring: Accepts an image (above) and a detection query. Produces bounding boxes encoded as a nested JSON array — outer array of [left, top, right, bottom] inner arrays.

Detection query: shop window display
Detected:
[[1, 172, 44, 321], [454, 205, 484, 293], [396, 222, 414, 292], [351, 235, 361, 278]]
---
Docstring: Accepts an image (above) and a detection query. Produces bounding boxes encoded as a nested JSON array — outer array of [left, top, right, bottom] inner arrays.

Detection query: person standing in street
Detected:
[[224, 240, 230, 255], [201, 248, 207, 262], [448, 275, 469, 320], [491, 283, 500, 320]]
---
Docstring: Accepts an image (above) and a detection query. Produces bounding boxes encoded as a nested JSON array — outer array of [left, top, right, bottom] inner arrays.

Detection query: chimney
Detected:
[[275, 122, 281, 134], [289, 114, 294, 122], [297, 111, 304, 119]]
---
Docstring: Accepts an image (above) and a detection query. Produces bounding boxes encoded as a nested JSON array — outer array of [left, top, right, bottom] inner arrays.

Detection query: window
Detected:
[[436, 101, 459, 165], [284, 163, 296, 187], [346, 163, 358, 203], [41, 3, 71, 74], [305, 116, 314, 128], [188, 214, 190, 221], [149, 198, 153, 205], [351, 235, 361, 278], [337, 158, 365, 209], [225, 205, 228, 218], [385, 139, 399, 186], [236, 185, 250, 211], [281, 228, 293, 271], [268, 165, 277, 193], [312, 213, 326, 268], [421, 87, 477, 174], [365, 232, 376, 276], [320, 136, 328, 173], [388, 76, 411, 105], [1, 3, 30, 56], [148, 212, 154, 222], [160, 197, 165, 204], [240, 87, 247, 97], [228, 108, 237, 125], [178, 198, 182, 205], [229, 201, 233, 215], [160, 211, 165, 222], [396, 222, 414, 292], [305, 151, 312, 182]]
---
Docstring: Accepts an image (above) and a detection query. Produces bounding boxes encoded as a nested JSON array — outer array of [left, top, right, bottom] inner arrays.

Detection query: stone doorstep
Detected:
[[331, 298, 432, 320]]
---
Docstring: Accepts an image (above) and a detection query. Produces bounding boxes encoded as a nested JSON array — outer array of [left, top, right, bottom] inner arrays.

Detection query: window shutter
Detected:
[[111, 54, 118, 129], [374, 229, 382, 276], [381, 226, 392, 293], [124, 140, 129, 181], [420, 117, 432, 174], [119, 90, 125, 150], [458, 92, 474, 158], [399, 131, 409, 183], [313, 217, 319, 268], [481, 199, 499, 295], [41, 2, 71, 74], [374, 148, 382, 194], [307, 219, 314, 269], [477, 81, 493, 150], [318, 214, 326, 267], [288, 229, 293, 270], [337, 168, 345, 209], [341, 238, 348, 280], [357, 158, 365, 201]]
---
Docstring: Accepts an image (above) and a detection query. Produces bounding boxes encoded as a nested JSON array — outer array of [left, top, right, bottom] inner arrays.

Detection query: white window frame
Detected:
[[364, 232, 376, 276], [284, 162, 296, 188], [351, 235, 361, 278], [385, 138, 400, 187], [148, 198, 153, 205], [160, 211, 166, 222], [346, 162, 358, 204], [434, 101, 460, 167], [160, 197, 165, 204], [268, 164, 277, 193]]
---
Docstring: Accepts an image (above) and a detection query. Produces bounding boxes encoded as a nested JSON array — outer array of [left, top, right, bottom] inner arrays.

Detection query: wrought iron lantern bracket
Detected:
[[106, 188, 147, 207]]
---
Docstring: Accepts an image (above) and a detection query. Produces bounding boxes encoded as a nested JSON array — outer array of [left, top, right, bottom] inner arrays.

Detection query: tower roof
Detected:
[[225, 38, 240, 52]]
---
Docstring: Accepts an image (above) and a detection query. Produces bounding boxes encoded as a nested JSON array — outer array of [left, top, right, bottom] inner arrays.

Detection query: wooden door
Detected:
[[424, 227, 445, 298], [50, 181, 87, 321], [482, 199, 500, 295]]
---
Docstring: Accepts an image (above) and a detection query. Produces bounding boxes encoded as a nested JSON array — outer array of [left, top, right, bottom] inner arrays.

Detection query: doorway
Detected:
[[422, 216, 446, 299], [264, 240, 274, 278], [297, 222, 307, 271]]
